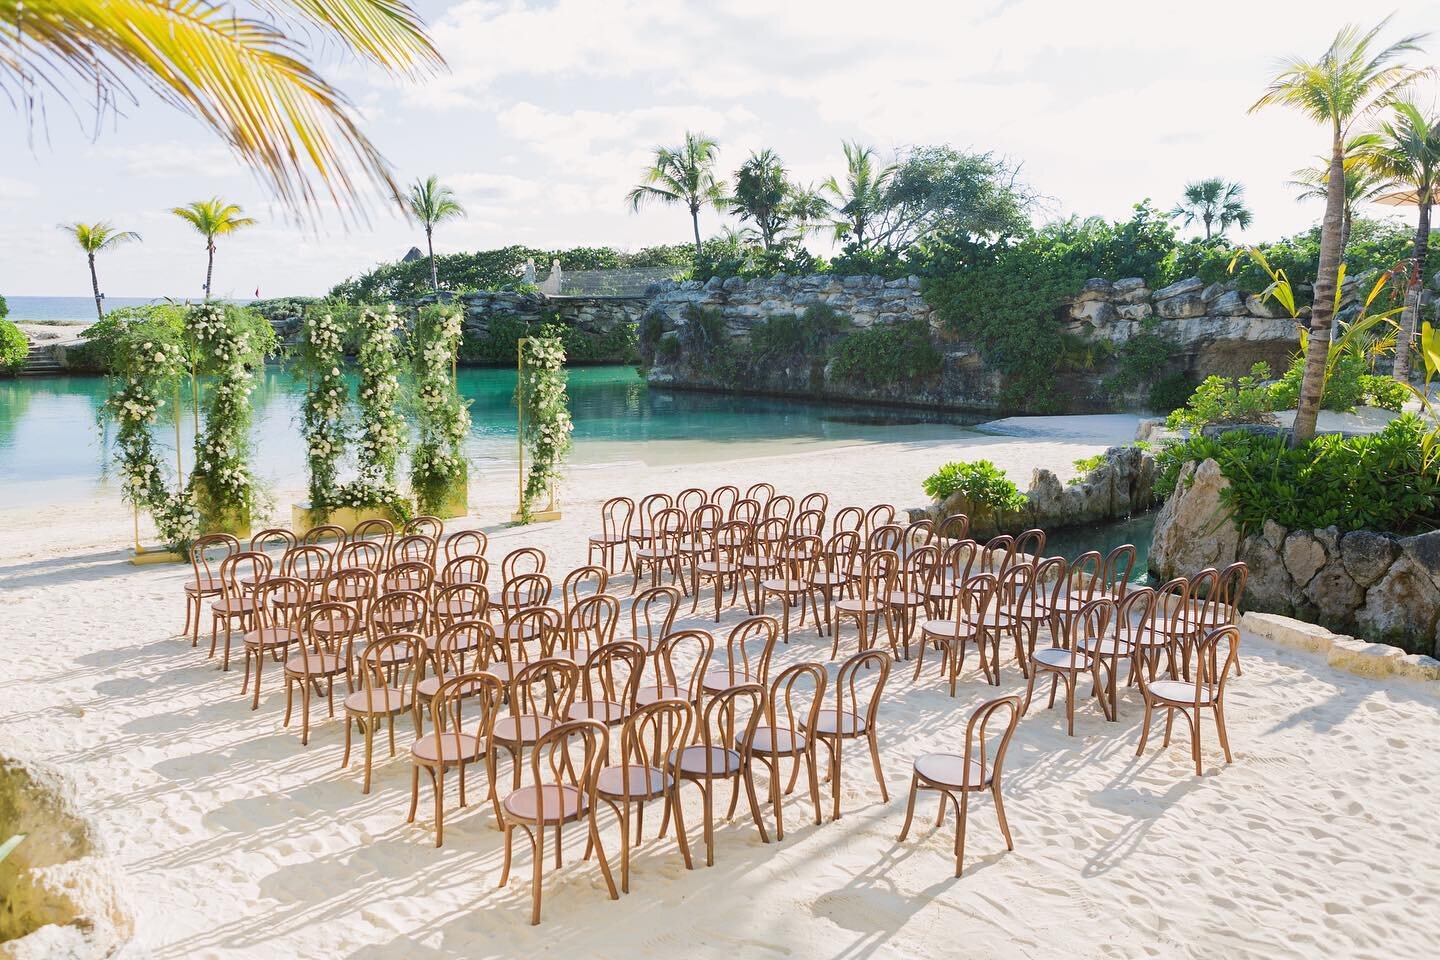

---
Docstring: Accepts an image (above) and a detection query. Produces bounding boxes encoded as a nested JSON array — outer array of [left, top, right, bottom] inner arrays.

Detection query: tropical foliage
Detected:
[[410, 303, 470, 515], [922, 459, 1028, 530], [293, 305, 350, 519], [517, 327, 573, 521], [406, 176, 466, 293], [339, 304, 408, 513], [1170, 178, 1252, 239], [59, 221, 141, 321], [0, 0, 442, 215], [0, 317, 25, 373], [626, 131, 726, 255], [187, 303, 271, 526], [171, 199, 257, 299]]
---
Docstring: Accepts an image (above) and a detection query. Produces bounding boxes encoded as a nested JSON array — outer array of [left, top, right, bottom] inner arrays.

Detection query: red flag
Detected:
[[254, 286, 260, 297]]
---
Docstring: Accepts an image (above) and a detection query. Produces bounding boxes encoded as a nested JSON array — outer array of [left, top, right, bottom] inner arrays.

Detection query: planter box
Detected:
[[291, 502, 399, 536], [192, 477, 251, 539]]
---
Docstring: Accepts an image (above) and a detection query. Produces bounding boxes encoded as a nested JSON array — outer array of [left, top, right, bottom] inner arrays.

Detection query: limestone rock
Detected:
[[1245, 293, 1283, 319], [1148, 459, 1240, 578], [1355, 554, 1440, 648], [1341, 531, 1399, 587], [1074, 278, 1113, 302], [1112, 277, 1150, 303], [1282, 531, 1327, 587], [1261, 519, 1287, 551], [1399, 530, 1440, 587], [1213, 290, 1248, 315], [1201, 282, 1227, 303], [1303, 561, 1365, 630], [1238, 533, 1295, 615], [1116, 301, 1154, 321], [1154, 277, 1205, 300], [1155, 293, 1207, 319], [1069, 299, 1118, 325], [1240, 611, 1336, 655]]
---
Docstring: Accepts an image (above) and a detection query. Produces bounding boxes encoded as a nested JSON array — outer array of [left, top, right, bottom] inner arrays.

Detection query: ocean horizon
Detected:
[[4, 295, 257, 324]]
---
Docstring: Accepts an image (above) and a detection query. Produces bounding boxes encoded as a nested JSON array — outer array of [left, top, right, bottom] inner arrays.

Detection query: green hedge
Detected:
[[828, 319, 942, 388], [458, 315, 638, 366], [0, 317, 26, 374]]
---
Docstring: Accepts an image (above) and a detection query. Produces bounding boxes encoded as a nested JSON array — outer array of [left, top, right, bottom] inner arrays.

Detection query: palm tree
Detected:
[[1366, 101, 1440, 383], [728, 149, 791, 251], [1250, 18, 1429, 443], [405, 176, 467, 293], [59, 222, 141, 321], [1170, 178, 1253, 240], [1287, 133, 1389, 252], [171, 199, 257, 300], [626, 132, 726, 257], [822, 141, 896, 248], [2, 2, 442, 217]]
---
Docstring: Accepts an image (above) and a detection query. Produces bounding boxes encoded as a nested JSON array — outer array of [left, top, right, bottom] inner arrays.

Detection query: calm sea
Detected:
[[4, 295, 253, 324]]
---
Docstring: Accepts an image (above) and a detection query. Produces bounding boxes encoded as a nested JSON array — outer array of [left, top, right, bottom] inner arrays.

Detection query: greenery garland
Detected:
[[293, 305, 349, 520], [108, 319, 196, 548], [187, 303, 268, 523], [410, 303, 470, 514], [334, 304, 409, 515], [518, 324, 573, 521]]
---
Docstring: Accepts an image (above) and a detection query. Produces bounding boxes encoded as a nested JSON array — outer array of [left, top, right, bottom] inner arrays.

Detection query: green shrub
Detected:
[[1155, 415, 1439, 535], [829, 319, 941, 387], [748, 304, 850, 365], [1069, 453, 1106, 485], [75, 304, 190, 374], [1147, 372, 1196, 412], [923, 459, 1028, 513], [676, 305, 729, 362], [1270, 351, 1408, 413], [0, 318, 26, 373], [458, 314, 636, 366], [1166, 362, 1276, 432]]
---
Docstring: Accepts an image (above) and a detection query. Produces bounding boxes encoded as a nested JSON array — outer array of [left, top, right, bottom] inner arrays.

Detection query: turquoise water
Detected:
[[0, 365, 980, 508]]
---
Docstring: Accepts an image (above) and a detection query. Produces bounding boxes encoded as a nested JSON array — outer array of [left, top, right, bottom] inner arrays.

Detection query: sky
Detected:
[[2, 0, 1439, 300]]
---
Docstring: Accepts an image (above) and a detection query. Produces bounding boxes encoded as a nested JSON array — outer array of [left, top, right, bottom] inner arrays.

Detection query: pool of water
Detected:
[[1044, 511, 1157, 581], [0, 365, 982, 508]]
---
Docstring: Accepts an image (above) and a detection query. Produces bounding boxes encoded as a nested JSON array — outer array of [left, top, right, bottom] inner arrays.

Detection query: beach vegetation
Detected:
[[405, 176, 467, 295], [58, 222, 141, 321], [0, 317, 26, 374], [171, 199, 257, 300], [626, 131, 727, 257]]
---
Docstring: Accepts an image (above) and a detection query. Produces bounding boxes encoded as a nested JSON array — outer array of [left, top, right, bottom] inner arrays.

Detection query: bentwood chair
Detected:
[[249, 527, 297, 557], [404, 515, 445, 542], [489, 657, 580, 791], [883, 544, 936, 657], [628, 585, 680, 652], [805, 648, 890, 821], [690, 519, 747, 622], [589, 496, 635, 573], [240, 575, 306, 710], [353, 518, 395, 560], [1135, 625, 1241, 776], [284, 602, 354, 745], [936, 513, 971, 543], [798, 491, 829, 517], [185, 533, 239, 647], [921, 538, 977, 622], [1022, 597, 1114, 736], [441, 529, 488, 566], [831, 549, 900, 660], [563, 594, 620, 664], [831, 505, 864, 536], [758, 533, 820, 640], [211, 551, 272, 670], [569, 639, 645, 727], [709, 484, 739, 519], [408, 671, 504, 847], [807, 529, 860, 636], [418, 619, 498, 709], [491, 606, 562, 684], [303, 524, 347, 549], [497, 719, 618, 925], [432, 583, 489, 635], [501, 546, 547, 583], [1013, 527, 1047, 566], [669, 682, 768, 866], [592, 698, 695, 892], [634, 629, 712, 709], [1077, 587, 1155, 720], [336, 539, 386, 574], [701, 616, 779, 700], [560, 566, 608, 626], [744, 662, 826, 841], [439, 554, 489, 589], [898, 694, 1021, 877], [392, 535, 437, 569], [919, 572, 1004, 693], [632, 507, 686, 594], [343, 633, 424, 794]]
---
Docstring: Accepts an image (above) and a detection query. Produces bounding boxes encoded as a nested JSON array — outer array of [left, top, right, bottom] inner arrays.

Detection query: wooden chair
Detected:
[[898, 694, 1021, 877], [1013, 527, 1046, 565], [240, 575, 306, 710], [689, 519, 747, 621], [669, 682, 768, 866], [560, 565, 608, 625], [569, 639, 645, 727], [249, 527, 297, 557], [701, 616, 779, 700], [492, 606, 562, 684], [495, 572, 552, 630], [439, 554, 489, 589], [831, 504, 864, 536], [807, 529, 860, 636], [628, 585, 680, 652], [185, 533, 238, 647], [634, 628, 712, 709], [489, 657, 580, 790], [806, 648, 889, 821], [419, 619, 497, 708], [342, 632, 424, 794], [1135, 625, 1241, 776], [758, 533, 820, 640], [831, 549, 900, 660], [918, 572, 1004, 693], [936, 512, 970, 543], [1022, 597, 1114, 736], [883, 544, 934, 658], [745, 662, 826, 841], [211, 551, 272, 670], [281, 543, 333, 587], [798, 491, 829, 517], [404, 515, 445, 541], [336, 539, 386, 573], [408, 671, 504, 847], [630, 493, 673, 554], [391, 534, 436, 567], [563, 593, 620, 664], [441, 528, 487, 566], [497, 718, 618, 925], [382, 559, 434, 598], [1077, 586, 1155, 720], [283, 601, 353, 745], [592, 699, 695, 892], [632, 507, 686, 594], [303, 523, 347, 548], [433, 582, 488, 634], [708, 484, 739, 518], [501, 545, 547, 583], [353, 518, 395, 559]]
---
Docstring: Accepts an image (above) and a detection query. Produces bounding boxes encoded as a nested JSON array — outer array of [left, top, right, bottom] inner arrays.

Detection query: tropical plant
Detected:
[[517, 325, 573, 521], [1287, 133, 1389, 252], [1249, 17, 1429, 443], [822, 141, 897, 248], [410, 303, 470, 514], [171, 198, 257, 299], [293, 304, 350, 519], [1, 0, 442, 215], [828, 319, 942, 388], [405, 175, 467, 294], [1365, 100, 1440, 383], [1, 317, 27, 373], [1169, 178, 1252, 240], [921, 459, 1028, 531], [58, 221, 141, 321], [868, 146, 1031, 253], [340, 304, 407, 513], [186, 303, 270, 527], [625, 131, 726, 256], [1166, 362, 1278, 432], [75, 302, 188, 373]]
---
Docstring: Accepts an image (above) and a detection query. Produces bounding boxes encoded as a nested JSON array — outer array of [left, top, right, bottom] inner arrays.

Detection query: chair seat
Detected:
[[373, 611, 424, 628], [672, 745, 742, 778], [925, 582, 960, 600], [962, 609, 1014, 628], [885, 590, 925, 607], [344, 687, 413, 714], [807, 711, 866, 737], [211, 597, 257, 615], [332, 582, 370, 602], [836, 598, 883, 614], [186, 577, 222, 595], [285, 652, 346, 677], [762, 577, 808, 593], [434, 599, 480, 618], [697, 560, 739, 575], [914, 752, 990, 788], [702, 667, 757, 693], [243, 626, 301, 649], [811, 572, 853, 587], [588, 534, 627, 546], [312, 617, 357, 637], [1077, 635, 1132, 656], [411, 732, 484, 764], [634, 684, 684, 707], [503, 784, 586, 824], [1033, 647, 1086, 670], [635, 547, 677, 560], [1148, 680, 1219, 705], [596, 765, 670, 798], [920, 619, 975, 639], [272, 586, 311, 608], [745, 726, 806, 755], [568, 700, 627, 724], [492, 714, 555, 744]]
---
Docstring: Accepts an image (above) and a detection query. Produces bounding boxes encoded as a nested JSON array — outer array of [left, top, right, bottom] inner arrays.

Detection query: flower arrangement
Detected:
[[293, 305, 350, 520], [336, 304, 409, 513], [410, 303, 470, 515], [186, 303, 268, 530], [517, 324, 573, 522]]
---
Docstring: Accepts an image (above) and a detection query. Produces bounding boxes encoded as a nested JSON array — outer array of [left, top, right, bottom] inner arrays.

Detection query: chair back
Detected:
[[383, 560, 433, 595], [431, 619, 497, 677], [566, 594, 620, 659], [429, 671, 504, 752], [863, 503, 896, 537], [637, 493, 673, 532], [834, 649, 890, 737], [1065, 597, 1116, 663], [219, 551, 272, 603], [709, 484, 740, 516], [676, 486, 708, 520], [798, 491, 829, 517], [300, 601, 356, 664], [904, 518, 935, 553], [250, 527, 297, 556], [336, 540, 385, 572], [404, 515, 444, 541], [524, 720, 608, 820], [865, 523, 903, 556], [616, 700, 693, 797], [1214, 561, 1249, 627], [744, 482, 775, 511], [765, 494, 796, 525], [791, 508, 824, 539], [857, 549, 899, 604], [630, 585, 680, 649], [441, 554, 489, 587], [1102, 543, 1136, 599], [504, 605, 564, 660], [320, 567, 376, 609], [191, 533, 240, 589], [578, 639, 646, 714], [392, 534, 436, 567], [720, 616, 779, 689], [302, 524, 347, 548], [1115, 586, 1156, 650], [255, 576, 308, 631], [1152, 576, 1197, 639], [597, 496, 635, 542], [282, 543, 333, 583], [756, 662, 826, 758], [562, 565, 609, 618], [356, 633, 423, 711], [508, 657, 580, 720], [369, 590, 428, 640], [435, 582, 489, 627], [443, 529, 488, 562], [1189, 566, 1224, 632], [937, 513, 970, 542], [500, 572, 552, 613], [352, 518, 395, 556], [729, 497, 761, 526], [1013, 528, 1046, 565], [688, 503, 723, 538], [502, 546, 547, 582], [962, 695, 1022, 789], [694, 683, 763, 775], [979, 535, 1016, 574], [646, 629, 713, 703], [831, 505, 864, 535]]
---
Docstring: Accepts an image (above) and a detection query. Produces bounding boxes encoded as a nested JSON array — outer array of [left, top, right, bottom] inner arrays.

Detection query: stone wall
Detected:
[[648, 274, 931, 331], [1149, 459, 1440, 656]]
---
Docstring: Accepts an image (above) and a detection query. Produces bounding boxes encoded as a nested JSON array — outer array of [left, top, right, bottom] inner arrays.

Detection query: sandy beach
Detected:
[[3, 415, 1439, 959]]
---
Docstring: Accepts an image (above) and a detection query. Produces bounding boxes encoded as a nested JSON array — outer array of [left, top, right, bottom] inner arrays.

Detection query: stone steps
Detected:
[[19, 344, 64, 376]]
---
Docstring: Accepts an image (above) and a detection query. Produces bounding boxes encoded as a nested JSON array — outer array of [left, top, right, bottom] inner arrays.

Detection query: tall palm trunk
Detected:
[[204, 241, 216, 300], [690, 202, 702, 258], [1293, 127, 1349, 444], [88, 252, 103, 322], [1393, 201, 1432, 384], [426, 225, 438, 293]]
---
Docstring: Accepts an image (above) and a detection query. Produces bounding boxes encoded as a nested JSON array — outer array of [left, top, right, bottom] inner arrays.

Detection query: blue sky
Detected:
[[2, 0, 1438, 299]]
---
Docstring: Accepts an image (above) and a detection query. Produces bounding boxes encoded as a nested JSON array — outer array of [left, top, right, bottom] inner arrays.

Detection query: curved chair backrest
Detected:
[[937, 513, 970, 543], [1150, 576, 1194, 638], [630, 585, 680, 649], [1189, 566, 1224, 632], [765, 494, 796, 525], [562, 565, 609, 617], [694, 683, 763, 774], [866, 523, 904, 556], [392, 534, 436, 566], [598, 496, 635, 542], [382, 560, 433, 595], [502, 546, 547, 582], [648, 629, 714, 703], [617, 699, 694, 790], [250, 527, 297, 556], [637, 493, 674, 532], [578, 639, 646, 713], [821, 530, 861, 577], [688, 503, 723, 538], [791, 508, 824, 539], [321, 567, 376, 608], [191, 533, 240, 589], [834, 649, 890, 736], [942, 539, 979, 587], [676, 487, 708, 520], [435, 582, 489, 626], [404, 515, 444, 540], [798, 491, 829, 517], [336, 540, 385, 572], [709, 485, 740, 515], [255, 576, 308, 631], [282, 543, 332, 583], [220, 551, 272, 602], [567, 593, 621, 659], [904, 518, 935, 552], [501, 572, 553, 612], [962, 695, 1022, 789], [744, 482, 776, 511], [1027, 554, 1068, 611], [831, 505, 864, 536], [430, 671, 504, 750], [729, 498, 762, 526], [756, 662, 827, 756], [526, 719, 607, 818], [858, 549, 899, 601], [432, 619, 497, 677], [979, 535, 1016, 575], [1116, 586, 1156, 649], [901, 544, 940, 593], [1064, 597, 1116, 657], [1102, 543, 1137, 599], [863, 504, 896, 537], [441, 554, 489, 587], [353, 518, 395, 556], [301, 601, 356, 662], [1215, 561, 1249, 627], [1013, 528, 1047, 565], [722, 616, 780, 689], [505, 605, 564, 660], [443, 528, 488, 562], [1066, 550, 1103, 602], [303, 524, 348, 548], [356, 633, 423, 711], [509, 657, 580, 720], [751, 517, 788, 553], [369, 590, 429, 640]]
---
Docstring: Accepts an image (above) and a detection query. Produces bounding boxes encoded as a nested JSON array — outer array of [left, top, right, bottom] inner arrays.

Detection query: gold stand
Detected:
[[128, 384, 187, 565], [513, 340, 562, 524]]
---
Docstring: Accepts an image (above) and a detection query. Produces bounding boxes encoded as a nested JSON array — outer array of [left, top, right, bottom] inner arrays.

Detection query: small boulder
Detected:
[[1282, 531, 1328, 587], [1355, 554, 1440, 649], [1339, 530, 1400, 587], [1155, 293, 1207, 319], [1213, 290, 1248, 315], [1154, 277, 1205, 300]]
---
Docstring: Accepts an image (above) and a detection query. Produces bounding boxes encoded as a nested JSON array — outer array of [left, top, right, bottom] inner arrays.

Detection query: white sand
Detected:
[[3, 415, 1438, 959]]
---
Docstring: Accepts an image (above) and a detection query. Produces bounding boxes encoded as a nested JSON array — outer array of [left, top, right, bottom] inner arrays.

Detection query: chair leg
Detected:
[[531, 823, 545, 926], [498, 824, 515, 887], [1135, 699, 1154, 756], [897, 773, 920, 842], [408, 765, 421, 823], [1213, 701, 1233, 765], [992, 780, 1013, 851], [434, 767, 445, 847], [702, 782, 715, 867], [590, 807, 619, 902], [867, 731, 888, 802], [806, 750, 822, 826], [954, 791, 970, 878]]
